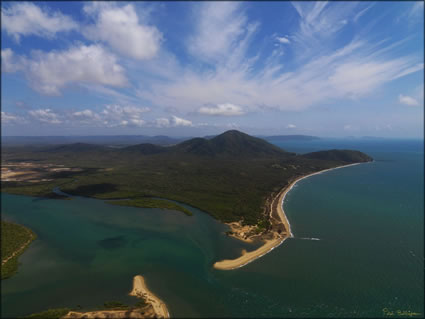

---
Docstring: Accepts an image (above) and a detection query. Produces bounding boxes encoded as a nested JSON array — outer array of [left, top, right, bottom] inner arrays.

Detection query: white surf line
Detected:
[[216, 162, 367, 270], [280, 162, 362, 240]]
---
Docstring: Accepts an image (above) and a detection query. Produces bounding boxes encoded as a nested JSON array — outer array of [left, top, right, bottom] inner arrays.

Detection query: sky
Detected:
[[1, 1, 424, 138]]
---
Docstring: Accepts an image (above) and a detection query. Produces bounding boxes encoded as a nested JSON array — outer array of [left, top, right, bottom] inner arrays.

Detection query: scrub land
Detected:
[[1, 220, 36, 279], [2, 131, 372, 266]]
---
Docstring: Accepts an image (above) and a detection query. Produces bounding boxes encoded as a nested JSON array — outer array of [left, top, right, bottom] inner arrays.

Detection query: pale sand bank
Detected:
[[214, 236, 285, 270], [63, 275, 169, 319], [213, 163, 361, 270], [130, 275, 169, 319], [63, 308, 154, 319]]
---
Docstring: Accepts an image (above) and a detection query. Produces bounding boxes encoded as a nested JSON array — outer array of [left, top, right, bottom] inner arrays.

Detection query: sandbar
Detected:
[[63, 275, 169, 319], [129, 275, 170, 319]]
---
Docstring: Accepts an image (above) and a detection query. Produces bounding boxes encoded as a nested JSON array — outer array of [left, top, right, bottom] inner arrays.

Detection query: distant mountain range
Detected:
[[37, 130, 373, 163], [2, 134, 322, 147], [1, 135, 185, 146]]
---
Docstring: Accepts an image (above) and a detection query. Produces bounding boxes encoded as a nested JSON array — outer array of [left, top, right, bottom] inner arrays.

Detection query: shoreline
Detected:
[[213, 162, 361, 270], [63, 275, 169, 319], [129, 275, 170, 319], [1, 227, 36, 266]]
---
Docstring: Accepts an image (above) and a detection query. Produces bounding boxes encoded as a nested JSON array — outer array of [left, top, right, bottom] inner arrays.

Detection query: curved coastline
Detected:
[[63, 275, 169, 319], [130, 275, 170, 318], [213, 162, 361, 270]]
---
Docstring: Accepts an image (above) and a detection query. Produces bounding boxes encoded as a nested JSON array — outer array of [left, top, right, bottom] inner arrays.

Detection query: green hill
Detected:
[[122, 143, 166, 155], [302, 149, 373, 163], [172, 130, 290, 157]]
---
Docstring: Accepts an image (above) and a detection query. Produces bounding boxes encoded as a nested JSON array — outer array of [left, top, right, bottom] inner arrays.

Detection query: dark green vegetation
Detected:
[[24, 308, 70, 319], [103, 300, 129, 309], [1, 220, 36, 279], [302, 149, 373, 162], [110, 198, 193, 216], [2, 130, 372, 226]]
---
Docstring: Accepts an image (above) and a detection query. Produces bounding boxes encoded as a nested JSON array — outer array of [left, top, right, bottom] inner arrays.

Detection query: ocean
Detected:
[[1, 139, 423, 317]]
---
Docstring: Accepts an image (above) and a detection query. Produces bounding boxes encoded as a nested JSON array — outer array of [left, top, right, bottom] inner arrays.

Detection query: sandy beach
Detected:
[[129, 275, 170, 319], [62, 275, 169, 319], [214, 162, 360, 270]]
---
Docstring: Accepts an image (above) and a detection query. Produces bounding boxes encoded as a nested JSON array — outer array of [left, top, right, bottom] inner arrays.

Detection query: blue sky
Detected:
[[1, 1, 423, 137]]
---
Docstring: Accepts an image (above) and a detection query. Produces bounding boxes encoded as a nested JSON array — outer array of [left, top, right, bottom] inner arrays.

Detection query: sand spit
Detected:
[[63, 308, 155, 319], [130, 275, 169, 319], [214, 163, 361, 270], [2, 228, 35, 266], [62, 275, 169, 319]]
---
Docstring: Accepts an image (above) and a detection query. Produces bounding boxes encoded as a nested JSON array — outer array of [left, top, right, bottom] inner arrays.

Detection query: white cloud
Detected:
[[132, 3, 422, 115], [153, 116, 192, 128], [29, 109, 62, 124], [83, 3, 162, 60], [1, 48, 22, 72], [138, 36, 422, 113], [171, 116, 192, 127], [287, 124, 296, 129], [154, 118, 170, 128], [1, 2, 78, 42], [276, 36, 290, 44], [188, 2, 251, 63], [1, 112, 26, 125], [399, 94, 419, 106], [199, 103, 244, 116], [407, 2, 424, 20], [71, 109, 102, 125], [291, 2, 360, 58], [73, 109, 96, 118], [353, 4, 374, 23], [101, 104, 149, 127], [4, 45, 128, 95]]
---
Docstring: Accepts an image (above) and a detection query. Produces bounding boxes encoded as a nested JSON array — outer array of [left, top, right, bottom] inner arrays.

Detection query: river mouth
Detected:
[[1, 140, 424, 318], [0, 192, 257, 318]]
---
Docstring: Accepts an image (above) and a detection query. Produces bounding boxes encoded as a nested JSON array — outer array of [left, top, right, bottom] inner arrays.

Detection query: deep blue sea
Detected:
[[1, 138, 423, 318]]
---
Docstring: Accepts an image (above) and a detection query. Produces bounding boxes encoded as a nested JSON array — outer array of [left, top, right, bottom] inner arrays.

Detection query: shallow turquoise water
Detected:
[[1, 139, 423, 317]]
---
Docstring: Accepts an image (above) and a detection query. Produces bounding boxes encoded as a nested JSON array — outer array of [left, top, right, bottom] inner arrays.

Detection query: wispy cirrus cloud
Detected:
[[1, 2, 78, 42], [135, 2, 422, 114], [188, 2, 250, 64]]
